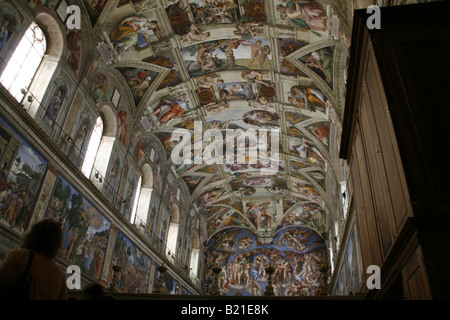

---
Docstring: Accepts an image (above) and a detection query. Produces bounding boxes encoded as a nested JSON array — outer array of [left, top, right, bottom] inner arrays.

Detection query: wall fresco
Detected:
[[45, 175, 111, 280], [0, 116, 47, 233], [205, 226, 328, 296]]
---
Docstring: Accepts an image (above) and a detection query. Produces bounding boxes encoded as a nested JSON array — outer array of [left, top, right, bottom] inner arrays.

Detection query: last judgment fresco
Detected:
[[204, 226, 328, 296]]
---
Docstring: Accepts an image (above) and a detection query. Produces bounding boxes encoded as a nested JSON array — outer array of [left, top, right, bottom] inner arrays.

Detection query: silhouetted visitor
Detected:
[[0, 218, 67, 299]]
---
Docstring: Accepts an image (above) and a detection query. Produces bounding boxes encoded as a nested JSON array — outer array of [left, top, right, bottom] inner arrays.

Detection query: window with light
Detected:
[[0, 23, 46, 102], [81, 117, 103, 178]]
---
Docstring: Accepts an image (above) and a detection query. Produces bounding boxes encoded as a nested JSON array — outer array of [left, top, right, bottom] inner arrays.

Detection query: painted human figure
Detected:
[[248, 96, 269, 110], [196, 42, 220, 71], [259, 201, 274, 229], [311, 124, 330, 145], [67, 31, 82, 74], [201, 50, 217, 71], [204, 100, 229, 113], [234, 20, 262, 37], [242, 110, 279, 128], [241, 40, 264, 68], [45, 90, 64, 128], [0, 18, 11, 52], [217, 39, 238, 67], [181, 23, 210, 42], [305, 50, 333, 83], [153, 95, 189, 123], [277, 0, 326, 32], [118, 110, 128, 146], [197, 73, 224, 89], [288, 86, 307, 109], [248, 277, 262, 296], [241, 70, 269, 87], [258, 45, 271, 68], [246, 202, 261, 229], [128, 69, 153, 99], [91, 74, 108, 102], [110, 16, 163, 55], [210, 7, 233, 24]]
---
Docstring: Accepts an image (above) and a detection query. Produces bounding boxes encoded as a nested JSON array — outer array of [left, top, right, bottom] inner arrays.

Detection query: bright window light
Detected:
[[190, 248, 199, 276], [130, 176, 142, 224], [81, 117, 103, 178], [0, 23, 46, 102]]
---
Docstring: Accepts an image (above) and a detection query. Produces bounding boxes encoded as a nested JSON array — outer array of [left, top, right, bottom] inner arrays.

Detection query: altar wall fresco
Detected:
[[204, 226, 328, 296]]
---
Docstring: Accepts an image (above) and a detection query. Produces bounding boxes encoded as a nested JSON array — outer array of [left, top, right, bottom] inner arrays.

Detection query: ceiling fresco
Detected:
[[83, 0, 351, 247]]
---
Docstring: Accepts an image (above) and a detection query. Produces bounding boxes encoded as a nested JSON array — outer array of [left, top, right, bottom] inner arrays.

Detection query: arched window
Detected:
[[190, 232, 200, 277], [90, 104, 117, 186], [166, 204, 180, 260], [0, 23, 46, 102], [329, 247, 335, 275], [81, 116, 103, 178], [130, 164, 154, 227], [130, 176, 142, 224], [339, 181, 349, 219], [334, 222, 340, 249]]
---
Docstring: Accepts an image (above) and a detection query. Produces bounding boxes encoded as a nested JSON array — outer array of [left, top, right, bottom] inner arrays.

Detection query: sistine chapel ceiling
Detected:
[[54, 0, 353, 246]]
